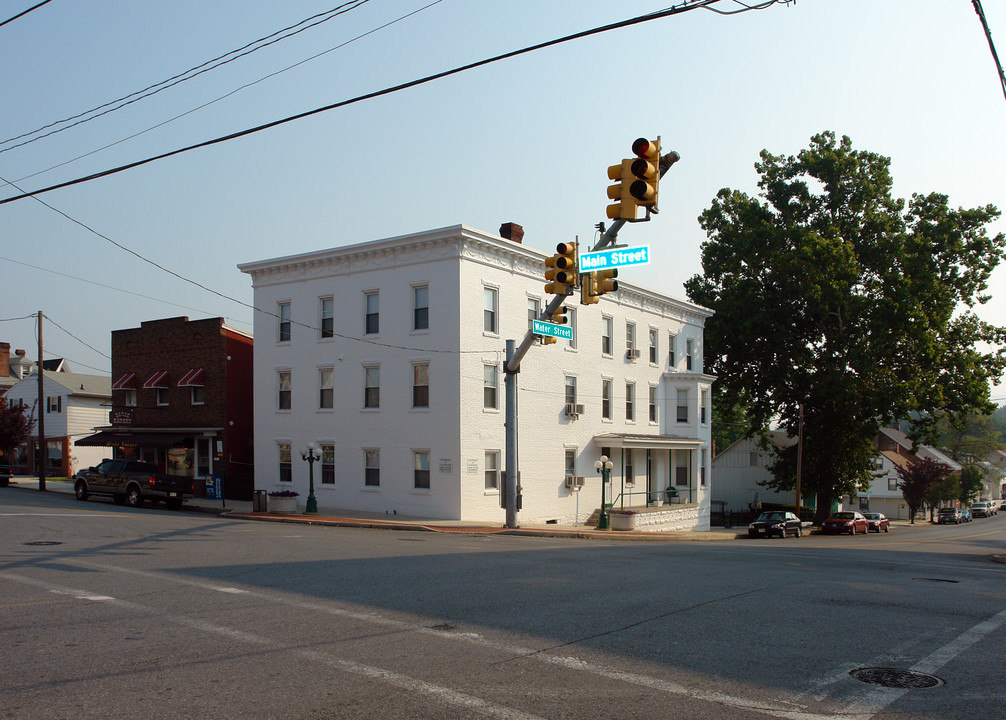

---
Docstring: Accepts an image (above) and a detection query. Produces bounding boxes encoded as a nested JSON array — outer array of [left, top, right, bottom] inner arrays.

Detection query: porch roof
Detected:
[[592, 432, 704, 450]]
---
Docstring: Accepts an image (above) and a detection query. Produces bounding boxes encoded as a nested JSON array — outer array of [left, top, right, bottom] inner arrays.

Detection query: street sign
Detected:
[[532, 319, 573, 341], [579, 245, 650, 272]]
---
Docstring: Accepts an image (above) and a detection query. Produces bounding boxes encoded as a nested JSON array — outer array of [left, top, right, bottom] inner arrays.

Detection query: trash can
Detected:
[[204, 475, 222, 500], [253, 490, 267, 512]]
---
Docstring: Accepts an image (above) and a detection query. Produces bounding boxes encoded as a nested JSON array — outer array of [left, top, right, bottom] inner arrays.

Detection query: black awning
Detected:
[[77, 431, 190, 448]]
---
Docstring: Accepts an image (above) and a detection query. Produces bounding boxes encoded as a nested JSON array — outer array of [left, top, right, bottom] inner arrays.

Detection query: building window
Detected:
[[191, 386, 205, 405], [124, 389, 137, 407], [649, 386, 658, 422], [750, 451, 758, 467], [566, 307, 577, 349], [484, 287, 498, 334], [686, 338, 694, 371], [700, 448, 707, 487], [602, 379, 612, 420], [319, 367, 334, 409], [485, 450, 500, 490], [668, 333, 676, 368], [602, 316, 613, 355], [565, 448, 576, 478], [626, 322, 636, 357], [320, 297, 334, 339], [46, 396, 62, 413], [649, 328, 658, 364], [278, 371, 291, 410], [365, 292, 379, 334], [888, 475, 898, 491], [701, 389, 708, 424], [527, 297, 540, 334], [676, 389, 688, 422], [156, 388, 169, 407], [278, 302, 291, 342], [414, 451, 431, 490], [625, 450, 634, 485], [484, 364, 498, 409], [364, 449, 380, 487], [321, 444, 335, 485], [564, 376, 577, 405], [412, 363, 429, 408], [279, 443, 292, 483], [413, 286, 429, 330], [364, 366, 380, 408], [675, 453, 689, 486], [626, 382, 635, 421]]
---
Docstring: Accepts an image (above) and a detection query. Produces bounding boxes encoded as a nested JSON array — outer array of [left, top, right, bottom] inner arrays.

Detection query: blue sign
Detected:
[[579, 246, 650, 271], [532, 320, 573, 340]]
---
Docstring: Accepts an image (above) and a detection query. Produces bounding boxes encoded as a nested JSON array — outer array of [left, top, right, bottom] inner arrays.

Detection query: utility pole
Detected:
[[36, 310, 46, 492], [795, 402, 804, 519]]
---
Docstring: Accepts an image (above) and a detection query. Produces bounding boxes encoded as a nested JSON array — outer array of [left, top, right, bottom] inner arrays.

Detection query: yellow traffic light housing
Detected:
[[551, 304, 568, 325], [606, 137, 661, 221], [545, 242, 578, 295], [595, 268, 619, 296], [606, 159, 636, 220], [580, 272, 599, 305]]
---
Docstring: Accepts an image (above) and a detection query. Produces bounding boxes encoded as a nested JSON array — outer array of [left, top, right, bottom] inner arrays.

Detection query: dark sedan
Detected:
[[863, 512, 890, 533], [821, 511, 869, 535], [748, 511, 803, 538]]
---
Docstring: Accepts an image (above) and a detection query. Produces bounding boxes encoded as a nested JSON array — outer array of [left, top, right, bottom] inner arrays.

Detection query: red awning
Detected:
[[143, 370, 170, 389], [177, 368, 204, 387], [111, 372, 137, 390]]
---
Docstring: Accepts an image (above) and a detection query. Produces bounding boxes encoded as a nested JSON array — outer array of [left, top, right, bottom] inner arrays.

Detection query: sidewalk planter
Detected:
[[609, 510, 637, 531], [268, 491, 298, 514]]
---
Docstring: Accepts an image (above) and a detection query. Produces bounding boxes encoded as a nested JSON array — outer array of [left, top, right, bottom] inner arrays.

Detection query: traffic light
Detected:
[[595, 268, 619, 296], [606, 137, 661, 220], [551, 304, 568, 325], [544, 242, 578, 295], [580, 272, 599, 305]]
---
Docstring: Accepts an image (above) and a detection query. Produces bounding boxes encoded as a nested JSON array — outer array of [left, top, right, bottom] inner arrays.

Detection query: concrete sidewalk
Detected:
[[4, 476, 738, 541]]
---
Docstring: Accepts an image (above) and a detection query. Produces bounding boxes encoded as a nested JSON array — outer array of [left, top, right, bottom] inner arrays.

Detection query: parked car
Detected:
[[863, 512, 890, 533], [74, 459, 196, 509], [1000, 500, 1006, 512], [971, 502, 992, 519], [821, 511, 869, 535], [959, 507, 972, 522], [938, 507, 962, 524], [748, 511, 803, 538], [0, 464, 13, 488]]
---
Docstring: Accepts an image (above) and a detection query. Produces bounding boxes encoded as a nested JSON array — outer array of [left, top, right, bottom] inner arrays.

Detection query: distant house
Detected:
[[3, 371, 111, 476], [711, 432, 796, 514]]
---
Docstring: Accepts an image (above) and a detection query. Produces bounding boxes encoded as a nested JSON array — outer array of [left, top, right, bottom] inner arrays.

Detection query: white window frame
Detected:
[[364, 448, 380, 487], [484, 364, 498, 410], [278, 302, 291, 343], [365, 291, 380, 335], [625, 382, 635, 421], [321, 443, 335, 485], [364, 365, 380, 409], [413, 450, 431, 490], [413, 285, 429, 331], [485, 450, 500, 491], [601, 378, 612, 420], [412, 362, 429, 408], [602, 316, 613, 356], [648, 328, 658, 364], [277, 370, 291, 410], [320, 297, 334, 339], [484, 286, 499, 334], [319, 367, 334, 410]]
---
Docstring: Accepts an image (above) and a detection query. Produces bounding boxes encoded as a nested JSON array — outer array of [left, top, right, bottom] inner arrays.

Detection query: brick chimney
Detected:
[[499, 222, 524, 244], [0, 342, 9, 378]]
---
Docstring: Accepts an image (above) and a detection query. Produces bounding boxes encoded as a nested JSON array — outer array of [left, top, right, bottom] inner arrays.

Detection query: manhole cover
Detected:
[[850, 667, 943, 689], [23, 541, 63, 546], [428, 623, 457, 631]]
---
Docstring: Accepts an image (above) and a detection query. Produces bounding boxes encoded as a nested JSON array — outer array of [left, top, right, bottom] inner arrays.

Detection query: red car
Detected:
[[863, 512, 890, 533], [821, 511, 869, 535]]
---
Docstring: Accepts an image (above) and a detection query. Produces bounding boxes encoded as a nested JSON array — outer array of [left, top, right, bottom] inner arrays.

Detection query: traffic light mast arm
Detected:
[[506, 293, 567, 374], [594, 150, 680, 252]]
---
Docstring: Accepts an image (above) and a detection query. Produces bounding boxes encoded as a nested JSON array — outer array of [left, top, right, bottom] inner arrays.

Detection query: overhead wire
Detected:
[[0, 0, 53, 30], [972, 0, 1006, 101]]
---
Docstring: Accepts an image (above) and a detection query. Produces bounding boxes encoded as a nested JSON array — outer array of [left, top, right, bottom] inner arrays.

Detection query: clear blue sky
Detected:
[[2, 0, 1005, 398]]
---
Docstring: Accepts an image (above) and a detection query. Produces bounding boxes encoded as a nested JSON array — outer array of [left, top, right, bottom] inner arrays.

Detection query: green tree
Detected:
[[925, 474, 960, 522], [932, 411, 1003, 462], [710, 385, 753, 456], [897, 457, 949, 524], [959, 464, 984, 506], [0, 401, 34, 469], [686, 132, 1006, 524]]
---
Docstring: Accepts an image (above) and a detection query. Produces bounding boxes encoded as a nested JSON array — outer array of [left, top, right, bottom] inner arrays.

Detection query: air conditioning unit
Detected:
[[627, 349, 640, 360], [564, 475, 585, 489], [564, 403, 584, 417]]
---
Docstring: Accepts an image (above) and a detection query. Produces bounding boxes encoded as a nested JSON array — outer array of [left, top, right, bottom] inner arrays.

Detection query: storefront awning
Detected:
[[77, 431, 190, 448], [112, 372, 137, 390], [143, 370, 170, 389], [177, 368, 204, 387], [592, 432, 705, 450]]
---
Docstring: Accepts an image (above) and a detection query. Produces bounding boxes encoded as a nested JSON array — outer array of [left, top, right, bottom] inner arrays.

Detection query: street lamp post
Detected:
[[301, 442, 319, 515], [594, 455, 613, 530]]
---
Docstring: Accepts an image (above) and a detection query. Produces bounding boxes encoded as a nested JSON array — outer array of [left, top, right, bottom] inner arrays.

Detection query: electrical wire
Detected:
[[0, 0, 791, 206], [0, 0, 373, 153], [973, 0, 1006, 102], [42, 312, 110, 359], [0, 0, 53, 30]]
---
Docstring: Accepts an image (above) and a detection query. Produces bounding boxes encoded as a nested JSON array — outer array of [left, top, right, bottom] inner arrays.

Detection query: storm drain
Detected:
[[23, 541, 63, 546], [850, 667, 944, 689]]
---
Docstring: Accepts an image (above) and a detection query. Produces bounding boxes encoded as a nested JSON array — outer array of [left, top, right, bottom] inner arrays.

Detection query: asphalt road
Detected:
[[2, 487, 1005, 719]]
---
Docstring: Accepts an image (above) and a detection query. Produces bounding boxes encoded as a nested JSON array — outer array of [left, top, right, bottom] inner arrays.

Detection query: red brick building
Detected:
[[80, 317, 254, 500]]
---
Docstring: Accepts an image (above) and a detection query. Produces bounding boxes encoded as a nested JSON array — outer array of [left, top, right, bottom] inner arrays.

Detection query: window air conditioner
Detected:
[[564, 403, 584, 417], [627, 349, 640, 360], [564, 475, 585, 489]]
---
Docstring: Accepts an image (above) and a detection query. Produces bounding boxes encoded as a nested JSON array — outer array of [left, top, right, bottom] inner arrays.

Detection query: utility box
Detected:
[[253, 490, 267, 512], [204, 475, 222, 500]]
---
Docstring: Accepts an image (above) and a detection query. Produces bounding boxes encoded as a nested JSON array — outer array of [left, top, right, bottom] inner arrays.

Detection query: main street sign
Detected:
[[532, 319, 573, 341], [579, 245, 650, 271]]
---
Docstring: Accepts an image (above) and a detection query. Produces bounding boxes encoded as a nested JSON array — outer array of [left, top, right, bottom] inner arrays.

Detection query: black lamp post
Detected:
[[594, 455, 613, 530], [301, 442, 319, 515]]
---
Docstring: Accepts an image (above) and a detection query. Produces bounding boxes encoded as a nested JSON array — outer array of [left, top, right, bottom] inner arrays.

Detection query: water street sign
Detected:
[[579, 245, 650, 271], [532, 319, 573, 340]]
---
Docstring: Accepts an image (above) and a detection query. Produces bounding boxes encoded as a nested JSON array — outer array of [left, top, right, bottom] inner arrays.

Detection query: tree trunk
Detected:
[[813, 491, 833, 525]]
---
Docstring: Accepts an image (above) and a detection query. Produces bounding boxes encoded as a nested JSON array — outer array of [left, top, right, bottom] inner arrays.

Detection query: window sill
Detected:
[[361, 485, 381, 492], [411, 488, 431, 495]]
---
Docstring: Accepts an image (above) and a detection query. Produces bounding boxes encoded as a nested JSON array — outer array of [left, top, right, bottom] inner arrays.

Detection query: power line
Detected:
[[43, 312, 110, 360], [0, 0, 373, 153], [0, 0, 53, 30], [972, 0, 1006, 102], [0, 0, 791, 206]]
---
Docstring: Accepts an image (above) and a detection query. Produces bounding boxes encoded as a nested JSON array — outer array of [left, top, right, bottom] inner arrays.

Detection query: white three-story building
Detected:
[[238, 224, 714, 528]]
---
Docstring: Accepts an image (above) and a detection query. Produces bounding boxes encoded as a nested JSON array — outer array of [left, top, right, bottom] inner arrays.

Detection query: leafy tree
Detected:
[[0, 401, 35, 468], [924, 474, 960, 522], [710, 386, 753, 456], [931, 411, 1003, 462], [685, 132, 1006, 524], [897, 457, 949, 524], [959, 464, 984, 506]]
